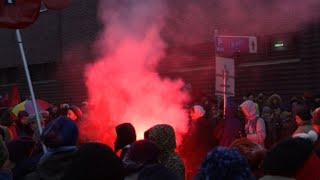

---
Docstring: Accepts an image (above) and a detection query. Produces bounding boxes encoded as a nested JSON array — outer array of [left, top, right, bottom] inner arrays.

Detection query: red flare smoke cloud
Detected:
[[81, 0, 189, 148]]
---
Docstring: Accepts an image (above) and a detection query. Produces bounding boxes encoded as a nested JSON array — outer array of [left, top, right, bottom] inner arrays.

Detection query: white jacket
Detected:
[[240, 100, 266, 145]]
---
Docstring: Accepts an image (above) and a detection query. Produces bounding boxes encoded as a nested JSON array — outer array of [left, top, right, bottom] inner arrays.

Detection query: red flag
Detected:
[[42, 0, 72, 10], [7, 84, 20, 108], [0, 0, 41, 29]]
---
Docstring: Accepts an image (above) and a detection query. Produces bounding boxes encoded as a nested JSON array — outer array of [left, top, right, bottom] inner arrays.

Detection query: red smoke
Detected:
[[81, 0, 189, 147]]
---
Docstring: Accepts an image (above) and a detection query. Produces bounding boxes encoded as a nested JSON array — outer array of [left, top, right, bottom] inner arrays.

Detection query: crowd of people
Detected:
[[0, 91, 319, 180]]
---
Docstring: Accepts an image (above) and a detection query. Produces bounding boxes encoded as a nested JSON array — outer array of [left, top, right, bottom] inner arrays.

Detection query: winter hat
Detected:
[[195, 147, 254, 180], [0, 139, 8, 168], [5, 136, 35, 163], [123, 140, 160, 173], [114, 123, 136, 152], [18, 110, 29, 119], [262, 106, 273, 114], [191, 105, 206, 120], [61, 142, 124, 180], [292, 130, 318, 142], [263, 137, 314, 177], [40, 116, 79, 148]]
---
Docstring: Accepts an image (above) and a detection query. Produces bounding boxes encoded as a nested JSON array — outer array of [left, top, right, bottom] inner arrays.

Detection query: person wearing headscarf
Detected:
[[115, 123, 137, 160], [240, 100, 266, 145], [123, 140, 178, 180], [145, 124, 185, 179], [195, 147, 254, 180], [24, 116, 79, 180]]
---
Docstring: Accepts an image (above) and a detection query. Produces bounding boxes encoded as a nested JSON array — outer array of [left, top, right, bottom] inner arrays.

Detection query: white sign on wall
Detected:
[[215, 56, 235, 96]]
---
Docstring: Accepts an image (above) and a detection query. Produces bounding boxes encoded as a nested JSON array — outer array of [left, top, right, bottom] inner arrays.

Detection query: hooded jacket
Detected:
[[146, 124, 185, 179], [240, 100, 266, 145]]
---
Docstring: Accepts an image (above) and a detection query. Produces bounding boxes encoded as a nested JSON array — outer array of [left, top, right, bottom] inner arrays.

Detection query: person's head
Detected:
[[195, 147, 254, 180], [40, 116, 79, 148], [144, 124, 176, 153], [240, 100, 258, 121], [123, 140, 160, 174], [62, 142, 124, 180], [114, 123, 136, 152], [247, 93, 254, 101], [263, 137, 314, 177], [295, 107, 312, 126], [262, 106, 273, 120], [230, 138, 266, 173], [190, 105, 205, 121], [18, 110, 29, 125], [27, 113, 45, 131], [268, 94, 282, 106]]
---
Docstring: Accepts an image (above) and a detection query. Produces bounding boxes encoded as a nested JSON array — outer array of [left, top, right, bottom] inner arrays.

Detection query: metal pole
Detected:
[[15, 29, 47, 153], [223, 66, 227, 118]]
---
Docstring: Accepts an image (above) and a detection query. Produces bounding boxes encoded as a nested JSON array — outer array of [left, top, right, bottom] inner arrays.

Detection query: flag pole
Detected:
[[15, 29, 47, 153]]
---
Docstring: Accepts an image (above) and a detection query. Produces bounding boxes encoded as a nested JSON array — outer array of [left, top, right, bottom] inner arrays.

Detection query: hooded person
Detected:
[[144, 124, 185, 179], [179, 105, 216, 179], [267, 94, 282, 110], [240, 100, 266, 145], [195, 147, 254, 180], [62, 142, 124, 180], [115, 123, 136, 160], [218, 99, 243, 147], [24, 116, 79, 180], [123, 140, 178, 180]]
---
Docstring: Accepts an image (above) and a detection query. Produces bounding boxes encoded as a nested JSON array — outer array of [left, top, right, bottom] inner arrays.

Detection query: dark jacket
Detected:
[[0, 169, 12, 180], [218, 100, 242, 147], [23, 149, 76, 180]]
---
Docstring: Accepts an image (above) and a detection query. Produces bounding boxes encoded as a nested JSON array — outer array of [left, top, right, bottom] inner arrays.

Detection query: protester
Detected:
[[24, 116, 79, 180], [240, 100, 266, 145], [115, 123, 137, 160], [123, 140, 178, 180], [145, 124, 185, 179]]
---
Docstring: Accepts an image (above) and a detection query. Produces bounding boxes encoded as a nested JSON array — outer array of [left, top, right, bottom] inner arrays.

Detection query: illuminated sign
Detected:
[[215, 36, 257, 55]]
